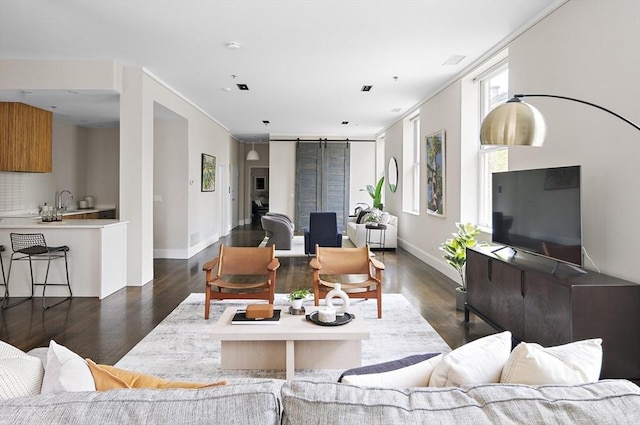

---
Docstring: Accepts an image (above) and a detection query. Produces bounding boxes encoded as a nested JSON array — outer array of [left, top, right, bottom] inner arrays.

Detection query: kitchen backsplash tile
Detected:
[[0, 172, 26, 212]]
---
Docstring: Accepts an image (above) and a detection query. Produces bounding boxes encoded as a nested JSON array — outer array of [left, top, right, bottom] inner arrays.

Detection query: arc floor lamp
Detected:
[[480, 94, 640, 146]]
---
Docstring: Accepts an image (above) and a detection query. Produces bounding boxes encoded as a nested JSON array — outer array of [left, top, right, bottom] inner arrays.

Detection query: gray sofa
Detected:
[[2, 379, 639, 424], [261, 213, 294, 250]]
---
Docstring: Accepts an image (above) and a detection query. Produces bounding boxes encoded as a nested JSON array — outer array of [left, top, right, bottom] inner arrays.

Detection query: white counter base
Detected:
[[0, 220, 128, 299]]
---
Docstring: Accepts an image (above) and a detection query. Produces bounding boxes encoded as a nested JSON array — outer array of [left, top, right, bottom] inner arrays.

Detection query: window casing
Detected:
[[402, 113, 420, 214], [478, 64, 509, 228]]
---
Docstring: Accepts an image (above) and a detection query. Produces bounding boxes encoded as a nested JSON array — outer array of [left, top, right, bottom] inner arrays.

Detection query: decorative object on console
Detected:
[[325, 283, 350, 316], [426, 130, 445, 216], [480, 94, 640, 146], [439, 222, 484, 310], [201, 153, 216, 192]]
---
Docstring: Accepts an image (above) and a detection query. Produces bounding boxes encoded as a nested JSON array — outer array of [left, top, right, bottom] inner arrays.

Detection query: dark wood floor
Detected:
[[0, 223, 494, 364]]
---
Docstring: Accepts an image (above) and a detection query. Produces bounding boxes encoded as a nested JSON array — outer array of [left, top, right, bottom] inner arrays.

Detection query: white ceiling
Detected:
[[0, 0, 563, 143]]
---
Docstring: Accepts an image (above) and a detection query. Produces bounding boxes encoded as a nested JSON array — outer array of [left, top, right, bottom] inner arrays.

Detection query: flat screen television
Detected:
[[492, 165, 582, 266]]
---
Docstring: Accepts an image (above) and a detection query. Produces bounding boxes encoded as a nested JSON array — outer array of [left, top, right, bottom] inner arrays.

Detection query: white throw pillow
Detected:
[[340, 353, 442, 388], [0, 340, 44, 399], [429, 331, 512, 387], [40, 340, 96, 394], [380, 212, 391, 225], [500, 339, 603, 385]]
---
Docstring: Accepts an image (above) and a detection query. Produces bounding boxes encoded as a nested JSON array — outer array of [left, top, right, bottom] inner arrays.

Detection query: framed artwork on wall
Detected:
[[254, 176, 266, 191], [426, 130, 445, 217], [201, 153, 216, 192]]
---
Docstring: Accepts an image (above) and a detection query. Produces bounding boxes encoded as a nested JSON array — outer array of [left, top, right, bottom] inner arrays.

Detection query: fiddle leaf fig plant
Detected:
[[440, 222, 485, 291], [366, 176, 385, 210]]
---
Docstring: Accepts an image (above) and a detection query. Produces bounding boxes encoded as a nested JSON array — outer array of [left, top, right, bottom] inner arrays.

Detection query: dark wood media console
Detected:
[[465, 246, 640, 380]]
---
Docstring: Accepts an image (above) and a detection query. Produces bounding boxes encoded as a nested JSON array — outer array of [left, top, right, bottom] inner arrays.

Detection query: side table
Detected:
[[365, 223, 387, 259]]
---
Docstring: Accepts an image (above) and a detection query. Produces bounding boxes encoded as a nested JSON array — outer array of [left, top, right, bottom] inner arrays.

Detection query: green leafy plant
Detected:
[[288, 288, 311, 301], [440, 222, 484, 290], [366, 177, 385, 210]]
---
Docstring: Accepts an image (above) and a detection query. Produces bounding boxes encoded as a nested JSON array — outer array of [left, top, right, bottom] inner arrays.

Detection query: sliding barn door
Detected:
[[295, 141, 350, 230]]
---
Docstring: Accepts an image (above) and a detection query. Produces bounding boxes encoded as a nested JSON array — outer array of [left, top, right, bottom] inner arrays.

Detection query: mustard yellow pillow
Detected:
[[86, 359, 227, 390]]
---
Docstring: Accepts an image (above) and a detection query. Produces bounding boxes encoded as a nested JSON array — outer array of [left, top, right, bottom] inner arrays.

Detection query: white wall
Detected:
[[120, 66, 232, 284], [268, 141, 296, 220], [350, 142, 376, 211], [385, 0, 640, 284], [86, 127, 119, 209], [153, 115, 188, 258], [506, 0, 640, 282]]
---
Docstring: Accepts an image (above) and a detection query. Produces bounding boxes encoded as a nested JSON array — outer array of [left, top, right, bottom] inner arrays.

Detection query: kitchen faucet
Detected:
[[55, 190, 74, 211]]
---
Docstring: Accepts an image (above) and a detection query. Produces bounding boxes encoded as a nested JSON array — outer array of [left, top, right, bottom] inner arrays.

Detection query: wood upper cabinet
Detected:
[[0, 102, 53, 172]]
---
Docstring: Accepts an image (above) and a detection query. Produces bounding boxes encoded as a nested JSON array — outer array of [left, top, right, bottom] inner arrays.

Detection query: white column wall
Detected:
[[268, 141, 296, 220]]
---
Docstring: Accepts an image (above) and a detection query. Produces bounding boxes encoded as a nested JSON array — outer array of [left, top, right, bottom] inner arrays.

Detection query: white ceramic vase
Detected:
[[325, 283, 350, 316]]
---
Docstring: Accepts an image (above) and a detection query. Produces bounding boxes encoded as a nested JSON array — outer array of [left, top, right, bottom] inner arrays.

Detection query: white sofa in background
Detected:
[[346, 213, 397, 249]]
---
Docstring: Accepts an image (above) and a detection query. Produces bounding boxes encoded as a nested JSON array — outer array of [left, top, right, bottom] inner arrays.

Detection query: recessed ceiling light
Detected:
[[391, 107, 402, 113], [342, 121, 349, 125], [222, 87, 232, 92], [227, 42, 241, 50], [361, 85, 373, 92], [237, 84, 249, 90], [263, 120, 270, 125], [443, 55, 466, 65]]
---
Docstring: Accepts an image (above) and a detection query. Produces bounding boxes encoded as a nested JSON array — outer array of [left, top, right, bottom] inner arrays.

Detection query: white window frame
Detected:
[[477, 62, 509, 228], [402, 113, 420, 215]]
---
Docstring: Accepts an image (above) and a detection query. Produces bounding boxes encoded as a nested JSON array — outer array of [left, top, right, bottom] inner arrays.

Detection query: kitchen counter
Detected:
[[0, 218, 124, 228], [0, 207, 116, 220], [0, 219, 128, 299]]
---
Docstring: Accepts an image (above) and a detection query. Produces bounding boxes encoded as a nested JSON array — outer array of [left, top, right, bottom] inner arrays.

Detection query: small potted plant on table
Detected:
[[288, 288, 311, 311]]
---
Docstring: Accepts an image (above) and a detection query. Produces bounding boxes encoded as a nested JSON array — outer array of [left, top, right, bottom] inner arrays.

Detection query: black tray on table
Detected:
[[305, 311, 354, 326]]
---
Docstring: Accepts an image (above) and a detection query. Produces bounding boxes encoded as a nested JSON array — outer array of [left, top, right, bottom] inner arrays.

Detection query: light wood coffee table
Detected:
[[210, 306, 369, 379]]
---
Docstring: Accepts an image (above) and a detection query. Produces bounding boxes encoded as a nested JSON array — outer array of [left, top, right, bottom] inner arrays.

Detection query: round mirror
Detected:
[[388, 157, 398, 193]]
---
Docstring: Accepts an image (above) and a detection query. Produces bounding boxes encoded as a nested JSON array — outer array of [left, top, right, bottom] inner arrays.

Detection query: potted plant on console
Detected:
[[288, 288, 311, 310], [440, 222, 484, 311]]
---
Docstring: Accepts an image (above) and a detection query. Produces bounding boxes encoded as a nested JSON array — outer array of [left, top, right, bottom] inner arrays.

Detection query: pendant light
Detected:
[[246, 142, 259, 160]]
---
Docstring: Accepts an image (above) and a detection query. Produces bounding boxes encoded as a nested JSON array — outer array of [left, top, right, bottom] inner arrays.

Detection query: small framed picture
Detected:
[[254, 176, 266, 191], [201, 153, 216, 192]]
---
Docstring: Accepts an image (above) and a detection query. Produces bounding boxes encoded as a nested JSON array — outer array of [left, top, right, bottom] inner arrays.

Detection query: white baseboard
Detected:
[[397, 237, 462, 287]]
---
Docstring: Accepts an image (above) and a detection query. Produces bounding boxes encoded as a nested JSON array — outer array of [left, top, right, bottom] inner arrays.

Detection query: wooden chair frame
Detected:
[[203, 245, 280, 319], [309, 244, 384, 318]]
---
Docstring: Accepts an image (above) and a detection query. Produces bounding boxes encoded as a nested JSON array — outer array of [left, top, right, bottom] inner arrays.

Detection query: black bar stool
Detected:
[[3, 233, 72, 310], [0, 245, 6, 305]]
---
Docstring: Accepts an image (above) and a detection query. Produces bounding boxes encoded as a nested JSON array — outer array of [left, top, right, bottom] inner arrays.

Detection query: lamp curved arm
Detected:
[[514, 94, 640, 131]]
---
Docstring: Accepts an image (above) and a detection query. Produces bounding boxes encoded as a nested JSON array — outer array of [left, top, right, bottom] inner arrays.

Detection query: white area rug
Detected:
[[258, 235, 355, 257], [116, 293, 451, 383]]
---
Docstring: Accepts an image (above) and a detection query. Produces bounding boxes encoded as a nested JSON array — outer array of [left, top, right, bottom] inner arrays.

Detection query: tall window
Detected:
[[478, 64, 509, 228], [402, 114, 420, 214]]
